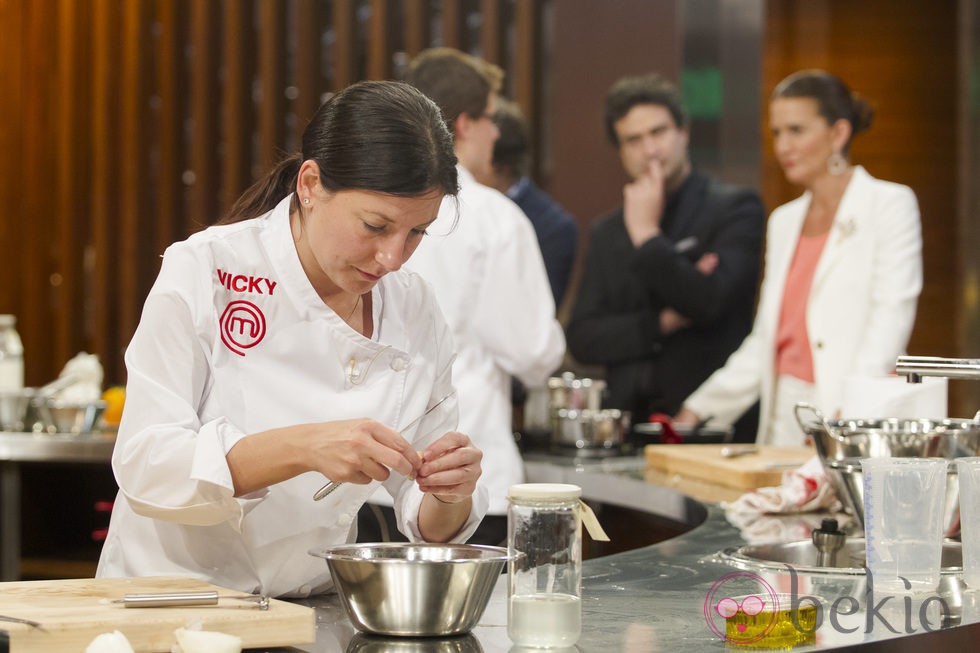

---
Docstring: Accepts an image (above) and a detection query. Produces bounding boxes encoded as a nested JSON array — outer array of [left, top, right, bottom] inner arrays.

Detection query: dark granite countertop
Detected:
[[282, 453, 980, 652]]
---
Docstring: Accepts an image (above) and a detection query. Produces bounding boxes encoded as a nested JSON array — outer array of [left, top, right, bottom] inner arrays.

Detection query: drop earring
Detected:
[[827, 151, 848, 176]]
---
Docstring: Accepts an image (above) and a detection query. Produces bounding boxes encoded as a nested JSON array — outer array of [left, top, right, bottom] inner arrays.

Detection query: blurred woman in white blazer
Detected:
[[675, 70, 922, 445]]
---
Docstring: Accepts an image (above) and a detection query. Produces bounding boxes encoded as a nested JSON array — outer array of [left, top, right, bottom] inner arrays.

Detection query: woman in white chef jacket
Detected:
[[675, 70, 922, 445], [96, 80, 489, 598]]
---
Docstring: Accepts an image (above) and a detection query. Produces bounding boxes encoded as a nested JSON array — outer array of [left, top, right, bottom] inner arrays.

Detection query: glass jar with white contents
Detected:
[[507, 483, 582, 648]]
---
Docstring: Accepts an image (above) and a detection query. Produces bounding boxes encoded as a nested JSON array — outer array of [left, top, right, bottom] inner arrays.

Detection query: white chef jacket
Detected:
[[96, 195, 488, 598], [390, 165, 566, 515]]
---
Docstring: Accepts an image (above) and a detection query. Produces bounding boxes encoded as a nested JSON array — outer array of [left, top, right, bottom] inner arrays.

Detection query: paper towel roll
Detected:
[[841, 375, 947, 419]]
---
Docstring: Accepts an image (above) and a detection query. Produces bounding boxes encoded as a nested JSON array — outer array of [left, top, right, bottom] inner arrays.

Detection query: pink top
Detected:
[[776, 231, 830, 382]]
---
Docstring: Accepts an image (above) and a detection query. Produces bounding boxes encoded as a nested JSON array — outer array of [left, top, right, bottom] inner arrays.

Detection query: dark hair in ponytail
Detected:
[[771, 69, 874, 154], [221, 80, 458, 224]]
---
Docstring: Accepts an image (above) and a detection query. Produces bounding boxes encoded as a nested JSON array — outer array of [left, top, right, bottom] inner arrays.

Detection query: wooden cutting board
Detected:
[[645, 444, 814, 490], [0, 576, 316, 652]]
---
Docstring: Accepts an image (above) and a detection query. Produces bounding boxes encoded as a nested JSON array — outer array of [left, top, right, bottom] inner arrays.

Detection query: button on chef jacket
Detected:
[[96, 195, 488, 598]]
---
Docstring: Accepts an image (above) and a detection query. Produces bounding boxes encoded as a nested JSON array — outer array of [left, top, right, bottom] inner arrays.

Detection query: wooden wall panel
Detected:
[[293, 0, 323, 130], [89, 0, 119, 377], [118, 2, 152, 356], [222, 0, 252, 210], [153, 0, 184, 257], [0, 0, 549, 388], [440, 0, 463, 49], [367, 0, 391, 80], [548, 0, 681, 247], [21, 2, 61, 383], [511, 0, 537, 122], [258, 0, 286, 172], [479, 0, 502, 63], [332, 0, 357, 89], [0, 0, 25, 321], [54, 0, 85, 367], [402, 0, 429, 57]]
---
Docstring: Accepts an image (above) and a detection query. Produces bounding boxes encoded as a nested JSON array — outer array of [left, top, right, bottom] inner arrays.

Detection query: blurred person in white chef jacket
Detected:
[[676, 70, 922, 445], [358, 48, 565, 547], [96, 81, 488, 598]]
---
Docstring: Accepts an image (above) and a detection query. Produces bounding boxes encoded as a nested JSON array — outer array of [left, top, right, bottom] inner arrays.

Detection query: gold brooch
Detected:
[[835, 217, 856, 242]]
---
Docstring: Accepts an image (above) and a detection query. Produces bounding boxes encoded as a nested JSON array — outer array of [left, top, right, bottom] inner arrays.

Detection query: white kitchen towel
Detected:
[[724, 511, 851, 545], [722, 456, 844, 543], [723, 456, 841, 518]]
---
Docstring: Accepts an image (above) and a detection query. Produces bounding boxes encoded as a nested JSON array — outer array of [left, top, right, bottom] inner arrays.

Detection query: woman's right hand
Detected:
[[673, 406, 700, 426], [303, 418, 424, 486], [228, 418, 424, 496]]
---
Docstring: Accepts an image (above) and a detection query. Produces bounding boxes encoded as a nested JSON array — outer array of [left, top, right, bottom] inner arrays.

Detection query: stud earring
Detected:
[[303, 198, 311, 205]]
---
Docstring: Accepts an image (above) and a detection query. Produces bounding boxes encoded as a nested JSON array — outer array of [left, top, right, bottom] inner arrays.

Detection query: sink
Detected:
[[718, 539, 963, 575]]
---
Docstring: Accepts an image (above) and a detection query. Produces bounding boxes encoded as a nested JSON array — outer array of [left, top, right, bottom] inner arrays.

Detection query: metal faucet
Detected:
[[895, 355, 980, 383]]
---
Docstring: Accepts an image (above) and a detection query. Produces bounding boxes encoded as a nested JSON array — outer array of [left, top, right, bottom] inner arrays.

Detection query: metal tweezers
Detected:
[[313, 392, 454, 501]]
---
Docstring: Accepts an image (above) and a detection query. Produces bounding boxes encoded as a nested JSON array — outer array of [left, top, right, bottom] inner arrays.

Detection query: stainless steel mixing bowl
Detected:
[[0, 389, 34, 431], [794, 403, 980, 537], [36, 398, 107, 434], [309, 543, 509, 637], [795, 403, 980, 462], [827, 458, 962, 538], [347, 632, 483, 653]]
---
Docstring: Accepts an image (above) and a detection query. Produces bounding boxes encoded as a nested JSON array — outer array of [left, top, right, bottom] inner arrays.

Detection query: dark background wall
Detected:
[[548, 0, 681, 246]]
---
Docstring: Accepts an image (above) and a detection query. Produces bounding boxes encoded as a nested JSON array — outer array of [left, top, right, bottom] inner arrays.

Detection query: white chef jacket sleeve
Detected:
[[682, 208, 790, 424], [112, 244, 258, 529], [683, 321, 767, 427], [473, 199, 566, 388]]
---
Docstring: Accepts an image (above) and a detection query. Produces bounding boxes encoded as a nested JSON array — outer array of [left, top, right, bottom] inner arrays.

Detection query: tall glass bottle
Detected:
[[0, 314, 24, 392], [507, 482, 582, 648]]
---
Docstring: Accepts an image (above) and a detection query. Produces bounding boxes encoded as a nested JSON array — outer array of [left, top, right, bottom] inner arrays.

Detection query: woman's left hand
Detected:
[[416, 431, 483, 503]]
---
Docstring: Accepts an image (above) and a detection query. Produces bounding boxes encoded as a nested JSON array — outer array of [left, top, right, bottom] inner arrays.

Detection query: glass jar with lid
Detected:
[[507, 482, 583, 648]]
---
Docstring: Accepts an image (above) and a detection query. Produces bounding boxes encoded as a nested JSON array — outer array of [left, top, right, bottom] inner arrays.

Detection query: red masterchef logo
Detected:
[[220, 300, 267, 356]]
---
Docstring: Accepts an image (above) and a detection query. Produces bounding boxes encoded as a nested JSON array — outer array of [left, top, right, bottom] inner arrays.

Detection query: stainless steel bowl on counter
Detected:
[[797, 408, 980, 462], [347, 632, 483, 653], [827, 457, 963, 538], [0, 389, 35, 431], [794, 402, 980, 537], [35, 398, 107, 434], [309, 543, 509, 637]]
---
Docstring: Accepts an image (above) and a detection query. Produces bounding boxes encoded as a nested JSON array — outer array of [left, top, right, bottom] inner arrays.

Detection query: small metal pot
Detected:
[[547, 373, 606, 412], [553, 408, 629, 457], [523, 373, 608, 443]]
